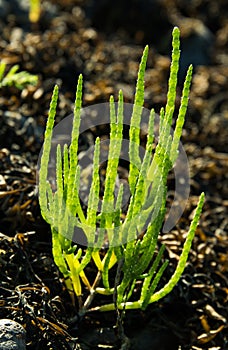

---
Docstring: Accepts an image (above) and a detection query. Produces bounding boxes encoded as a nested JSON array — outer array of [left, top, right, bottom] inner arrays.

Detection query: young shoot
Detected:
[[0, 61, 38, 90]]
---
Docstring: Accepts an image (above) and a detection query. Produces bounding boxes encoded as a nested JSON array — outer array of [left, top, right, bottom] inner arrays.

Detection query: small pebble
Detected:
[[0, 174, 7, 190], [0, 319, 26, 350]]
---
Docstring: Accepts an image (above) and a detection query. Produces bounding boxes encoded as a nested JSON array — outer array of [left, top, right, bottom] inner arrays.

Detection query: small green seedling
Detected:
[[39, 27, 204, 314], [0, 62, 38, 90], [29, 0, 41, 23]]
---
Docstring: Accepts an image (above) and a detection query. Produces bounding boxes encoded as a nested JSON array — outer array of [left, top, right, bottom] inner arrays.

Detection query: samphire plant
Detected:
[[0, 62, 38, 90], [39, 27, 204, 315]]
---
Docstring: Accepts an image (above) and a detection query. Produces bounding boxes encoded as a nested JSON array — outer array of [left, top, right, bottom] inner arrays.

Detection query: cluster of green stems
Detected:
[[39, 27, 204, 314]]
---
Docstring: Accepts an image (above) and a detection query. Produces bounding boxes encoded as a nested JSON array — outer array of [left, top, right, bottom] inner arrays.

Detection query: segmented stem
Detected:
[[39, 27, 204, 314]]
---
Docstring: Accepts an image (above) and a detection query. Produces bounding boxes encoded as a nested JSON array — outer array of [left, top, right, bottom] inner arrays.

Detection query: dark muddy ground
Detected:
[[0, 0, 227, 349]]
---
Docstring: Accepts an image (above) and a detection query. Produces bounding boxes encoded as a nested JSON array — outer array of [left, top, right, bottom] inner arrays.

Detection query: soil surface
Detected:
[[0, 0, 227, 349]]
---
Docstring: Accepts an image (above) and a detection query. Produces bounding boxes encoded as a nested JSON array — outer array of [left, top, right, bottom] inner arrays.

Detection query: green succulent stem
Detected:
[[39, 27, 205, 314]]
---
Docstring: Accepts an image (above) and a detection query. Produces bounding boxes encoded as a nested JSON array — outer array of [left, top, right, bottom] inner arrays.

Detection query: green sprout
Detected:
[[29, 0, 41, 23], [0, 62, 38, 90], [39, 27, 205, 314]]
